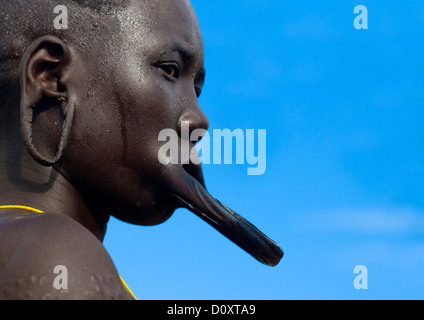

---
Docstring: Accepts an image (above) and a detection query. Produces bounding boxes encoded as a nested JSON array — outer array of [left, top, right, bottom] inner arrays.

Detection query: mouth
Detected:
[[163, 162, 283, 267]]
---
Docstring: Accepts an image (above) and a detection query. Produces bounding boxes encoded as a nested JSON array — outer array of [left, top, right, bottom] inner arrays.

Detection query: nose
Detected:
[[178, 105, 209, 139]]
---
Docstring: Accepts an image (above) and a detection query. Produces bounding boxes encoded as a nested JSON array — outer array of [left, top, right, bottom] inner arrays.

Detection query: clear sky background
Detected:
[[104, 0, 424, 299]]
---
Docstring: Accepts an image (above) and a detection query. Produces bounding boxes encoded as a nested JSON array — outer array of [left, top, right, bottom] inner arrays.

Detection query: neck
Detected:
[[0, 142, 109, 241]]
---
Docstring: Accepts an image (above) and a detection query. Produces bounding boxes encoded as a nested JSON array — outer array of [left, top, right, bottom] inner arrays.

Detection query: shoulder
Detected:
[[0, 212, 133, 300]]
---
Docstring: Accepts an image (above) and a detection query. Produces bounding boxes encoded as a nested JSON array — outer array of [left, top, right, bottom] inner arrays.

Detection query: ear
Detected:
[[19, 35, 80, 166]]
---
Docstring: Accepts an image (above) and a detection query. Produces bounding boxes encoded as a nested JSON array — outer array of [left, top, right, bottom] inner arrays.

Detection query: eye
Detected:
[[195, 86, 202, 98], [158, 62, 180, 79]]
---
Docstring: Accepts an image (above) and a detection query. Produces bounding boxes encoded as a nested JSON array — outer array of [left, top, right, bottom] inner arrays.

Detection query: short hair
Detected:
[[0, 0, 130, 99]]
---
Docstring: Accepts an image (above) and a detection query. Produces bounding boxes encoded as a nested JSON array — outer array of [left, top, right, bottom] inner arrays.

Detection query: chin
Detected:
[[111, 195, 179, 226]]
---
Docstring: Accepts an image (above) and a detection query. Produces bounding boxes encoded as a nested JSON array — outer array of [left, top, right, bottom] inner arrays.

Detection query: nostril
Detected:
[[178, 109, 209, 137]]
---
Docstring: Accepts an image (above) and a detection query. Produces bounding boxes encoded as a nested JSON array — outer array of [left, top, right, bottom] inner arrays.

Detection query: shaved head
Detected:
[[0, 0, 130, 97]]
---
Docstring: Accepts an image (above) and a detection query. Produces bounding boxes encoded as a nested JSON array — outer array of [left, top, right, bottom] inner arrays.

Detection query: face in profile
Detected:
[[62, 0, 208, 226]]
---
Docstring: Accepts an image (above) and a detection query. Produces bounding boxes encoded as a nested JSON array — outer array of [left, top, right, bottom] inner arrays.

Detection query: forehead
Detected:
[[117, 0, 203, 60]]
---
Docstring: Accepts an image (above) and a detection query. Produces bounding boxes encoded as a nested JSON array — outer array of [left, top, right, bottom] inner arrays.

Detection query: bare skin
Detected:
[[0, 0, 282, 300]]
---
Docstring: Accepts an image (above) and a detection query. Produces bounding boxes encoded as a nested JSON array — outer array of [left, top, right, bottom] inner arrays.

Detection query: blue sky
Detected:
[[104, 0, 424, 299]]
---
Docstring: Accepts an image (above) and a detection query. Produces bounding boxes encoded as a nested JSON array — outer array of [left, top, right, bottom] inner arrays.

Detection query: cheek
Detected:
[[65, 97, 127, 185], [114, 71, 180, 171], [65, 96, 159, 210], [70, 100, 122, 162]]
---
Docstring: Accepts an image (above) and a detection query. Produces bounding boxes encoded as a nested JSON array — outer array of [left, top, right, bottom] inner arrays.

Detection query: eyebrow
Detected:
[[170, 45, 194, 62], [169, 45, 206, 84]]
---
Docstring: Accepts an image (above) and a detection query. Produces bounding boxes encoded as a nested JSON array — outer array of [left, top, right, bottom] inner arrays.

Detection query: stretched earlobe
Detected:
[[19, 36, 78, 166]]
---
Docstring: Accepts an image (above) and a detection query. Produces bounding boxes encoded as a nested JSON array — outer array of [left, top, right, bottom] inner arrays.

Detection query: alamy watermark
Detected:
[[53, 265, 68, 290], [353, 265, 368, 290], [354, 5, 368, 30], [158, 121, 267, 176], [53, 5, 68, 30]]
